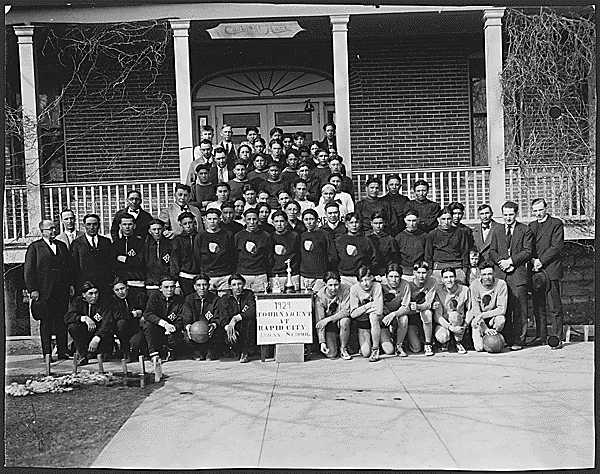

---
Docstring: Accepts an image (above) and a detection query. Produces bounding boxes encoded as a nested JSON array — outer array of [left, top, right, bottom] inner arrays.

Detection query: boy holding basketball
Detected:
[[182, 274, 223, 361], [466, 261, 508, 352]]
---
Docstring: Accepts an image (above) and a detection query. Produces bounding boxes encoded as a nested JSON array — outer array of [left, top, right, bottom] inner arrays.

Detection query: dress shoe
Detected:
[[206, 350, 218, 361], [76, 355, 89, 366], [527, 337, 542, 347], [58, 353, 72, 360], [43, 354, 56, 362], [510, 345, 523, 351], [239, 351, 249, 363]]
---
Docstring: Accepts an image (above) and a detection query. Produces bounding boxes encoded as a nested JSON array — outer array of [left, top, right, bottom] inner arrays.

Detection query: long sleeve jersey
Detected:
[[408, 276, 438, 311], [218, 289, 256, 322], [182, 292, 223, 328], [234, 229, 274, 276], [314, 284, 351, 343], [194, 228, 236, 277], [425, 226, 469, 270], [143, 292, 186, 331], [381, 281, 411, 316], [395, 229, 426, 274], [109, 292, 148, 322], [404, 198, 441, 233], [110, 235, 145, 281], [64, 296, 114, 340], [433, 283, 470, 326], [366, 231, 400, 275], [272, 230, 301, 275], [335, 233, 378, 277], [299, 228, 339, 279], [170, 232, 200, 279], [143, 237, 172, 286], [355, 197, 399, 235]]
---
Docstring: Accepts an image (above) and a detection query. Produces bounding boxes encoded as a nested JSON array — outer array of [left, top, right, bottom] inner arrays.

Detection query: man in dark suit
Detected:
[[24, 219, 73, 360], [472, 204, 502, 263], [208, 147, 234, 184], [529, 198, 565, 348], [71, 213, 114, 298], [217, 124, 237, 167], [318, 122, 337, 153], [55, 208, 84, 251], [110, 189, 153, 242], [489, 201, 533, 350]]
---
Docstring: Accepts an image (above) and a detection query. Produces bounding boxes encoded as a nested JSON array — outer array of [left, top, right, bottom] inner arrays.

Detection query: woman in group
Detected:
[[380, 264, 411, 357], [349, 266, 394, 362]]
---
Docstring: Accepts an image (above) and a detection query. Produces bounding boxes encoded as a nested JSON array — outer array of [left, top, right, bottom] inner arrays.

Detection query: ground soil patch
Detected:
[[4, 374, 163, 467]]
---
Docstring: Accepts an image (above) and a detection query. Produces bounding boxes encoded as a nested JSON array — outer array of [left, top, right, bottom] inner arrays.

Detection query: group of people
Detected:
[[24, 123, 565, 365]]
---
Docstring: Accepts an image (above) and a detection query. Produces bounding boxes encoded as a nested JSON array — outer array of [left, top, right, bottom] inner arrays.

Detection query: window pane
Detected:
[[472, 116, 488, 166], [275, 111, 312, 126], [223, 113, 261, 128]]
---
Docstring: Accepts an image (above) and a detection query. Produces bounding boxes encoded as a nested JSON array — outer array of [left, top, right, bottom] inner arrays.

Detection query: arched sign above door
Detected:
[[194, 69, 333, 101]]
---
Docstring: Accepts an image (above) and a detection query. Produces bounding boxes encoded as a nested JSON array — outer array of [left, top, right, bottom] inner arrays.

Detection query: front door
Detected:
[[214, 103, 324, 146]]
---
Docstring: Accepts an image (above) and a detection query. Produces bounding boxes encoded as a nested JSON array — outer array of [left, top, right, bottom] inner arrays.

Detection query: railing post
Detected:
[[14, 25, 43, 236], [484, 8, 506, 217]]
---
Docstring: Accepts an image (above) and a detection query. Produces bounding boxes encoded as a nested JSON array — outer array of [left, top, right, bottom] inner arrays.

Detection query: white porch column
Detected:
[[14, 25, 43, 237], [170, 20, 194, 183], [484, 8, 506, 216], [330, 15, 352, 177]]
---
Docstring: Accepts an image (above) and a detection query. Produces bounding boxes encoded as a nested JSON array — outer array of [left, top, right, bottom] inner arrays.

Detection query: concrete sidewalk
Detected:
[[86, 343, 595, 470], [6, 343, 594, 469]]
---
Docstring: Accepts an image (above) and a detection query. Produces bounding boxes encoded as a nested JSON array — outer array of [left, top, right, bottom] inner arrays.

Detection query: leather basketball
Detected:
[[482, 333, 505, 353], [190, 319, 209, 344]]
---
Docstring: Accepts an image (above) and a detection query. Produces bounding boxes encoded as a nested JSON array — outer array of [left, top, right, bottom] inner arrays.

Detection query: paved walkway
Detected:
[[6, 343, 595, 469]]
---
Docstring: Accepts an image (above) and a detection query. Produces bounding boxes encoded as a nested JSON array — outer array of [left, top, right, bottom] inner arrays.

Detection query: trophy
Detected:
[[284, 258, 296, 293]]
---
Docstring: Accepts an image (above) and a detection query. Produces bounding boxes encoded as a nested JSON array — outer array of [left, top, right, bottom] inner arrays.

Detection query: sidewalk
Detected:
[[6, 343, 595, 469], [86, 343, 595, 470]]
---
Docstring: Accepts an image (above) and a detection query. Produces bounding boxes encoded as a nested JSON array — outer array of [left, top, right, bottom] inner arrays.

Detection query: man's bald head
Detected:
[[39, 220, 58, 240]]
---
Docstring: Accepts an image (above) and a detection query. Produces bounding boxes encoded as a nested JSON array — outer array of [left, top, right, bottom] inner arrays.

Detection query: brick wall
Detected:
[[62, 28, 180, 183], [348, 36, 476, 171]]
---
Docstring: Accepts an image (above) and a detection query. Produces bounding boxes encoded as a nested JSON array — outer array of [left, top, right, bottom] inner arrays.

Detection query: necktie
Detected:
[[88, 303, 93, 317], [125, 237, 128, 254], [93, 237, 97, 249], [506, 225, 512, 249], [156, 241, 160, 260]]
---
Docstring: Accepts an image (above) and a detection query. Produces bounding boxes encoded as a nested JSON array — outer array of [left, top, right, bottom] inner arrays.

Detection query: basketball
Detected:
[[483, 333, 505, 353], [190, 320, 209, 344]]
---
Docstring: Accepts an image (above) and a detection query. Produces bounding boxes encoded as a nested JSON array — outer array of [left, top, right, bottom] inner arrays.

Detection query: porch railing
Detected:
[[353, 166, 491, 222], [3, 185, 29, 242], [505, 164, 594, 222], [42, 179, 177, 237]]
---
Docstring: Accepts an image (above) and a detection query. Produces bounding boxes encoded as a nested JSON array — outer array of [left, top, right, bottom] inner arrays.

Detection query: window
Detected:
[[469, 59, 487, 166]]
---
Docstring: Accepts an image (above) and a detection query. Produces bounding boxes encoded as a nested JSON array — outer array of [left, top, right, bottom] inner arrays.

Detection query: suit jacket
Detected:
[[472, 220, 501, 262], [55, 230, 85, 251], [110, 207, 154, 242], [208, 165, 234, 185], [218, 141, 238, 166], [70, 234, 114, 293], [529, 216, 564, 280], [24, 238, 72, 301], [158, 203, 204, 238], [488, 221, 533, 287]]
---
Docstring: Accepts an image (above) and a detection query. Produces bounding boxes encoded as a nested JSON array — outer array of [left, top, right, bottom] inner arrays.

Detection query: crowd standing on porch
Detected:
[[24, 123, 565, 365]]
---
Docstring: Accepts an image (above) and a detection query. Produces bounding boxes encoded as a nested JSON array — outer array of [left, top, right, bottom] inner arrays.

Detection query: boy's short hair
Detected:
[[405, 209, 420, 218], [302, 209, 318, 219], [175, 183, 191, 193], [177, 211, 195, 222], [243, 207, 259, 218], [220, 201, 235, 211], [215, 182, 231, 191], [294, 131, 306, 139], [413, 179, 429, 190], [204, 208, 222, 218]]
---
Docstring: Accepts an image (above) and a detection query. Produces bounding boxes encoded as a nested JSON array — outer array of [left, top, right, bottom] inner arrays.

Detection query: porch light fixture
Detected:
[[304, 99, 315, 113]]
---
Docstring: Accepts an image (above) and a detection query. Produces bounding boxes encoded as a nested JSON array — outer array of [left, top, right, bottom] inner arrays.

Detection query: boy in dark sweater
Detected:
[[355, 177, 399, 235], [270, 210, 301, 292], [170, 212, 200, 297], [395, 210, 426, 278], [143, 219, 172, 299], [297, 163, 322, 204], [220, 201, 244, 235], [404, 179, 441, 233], [380, 174, 409, 234], [182, 274, 224, 360], [335, 212, 378, 287], [320, 201, 347, 239], [234, 208, 274, 293], [299, 209, 338, 292], [142, 276, 185, 361], [259, 163, 290, 209], [366, 211, 400, 278], [425, 207, 469, 284], [194, 208, 236, 295], [189, 164, 216, 210], [110, 214, 146, 300]]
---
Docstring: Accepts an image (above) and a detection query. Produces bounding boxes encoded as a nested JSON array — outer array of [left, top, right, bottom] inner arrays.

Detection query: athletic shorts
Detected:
[[408, 313, 422, 326], [356, 319, 371, 330]]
